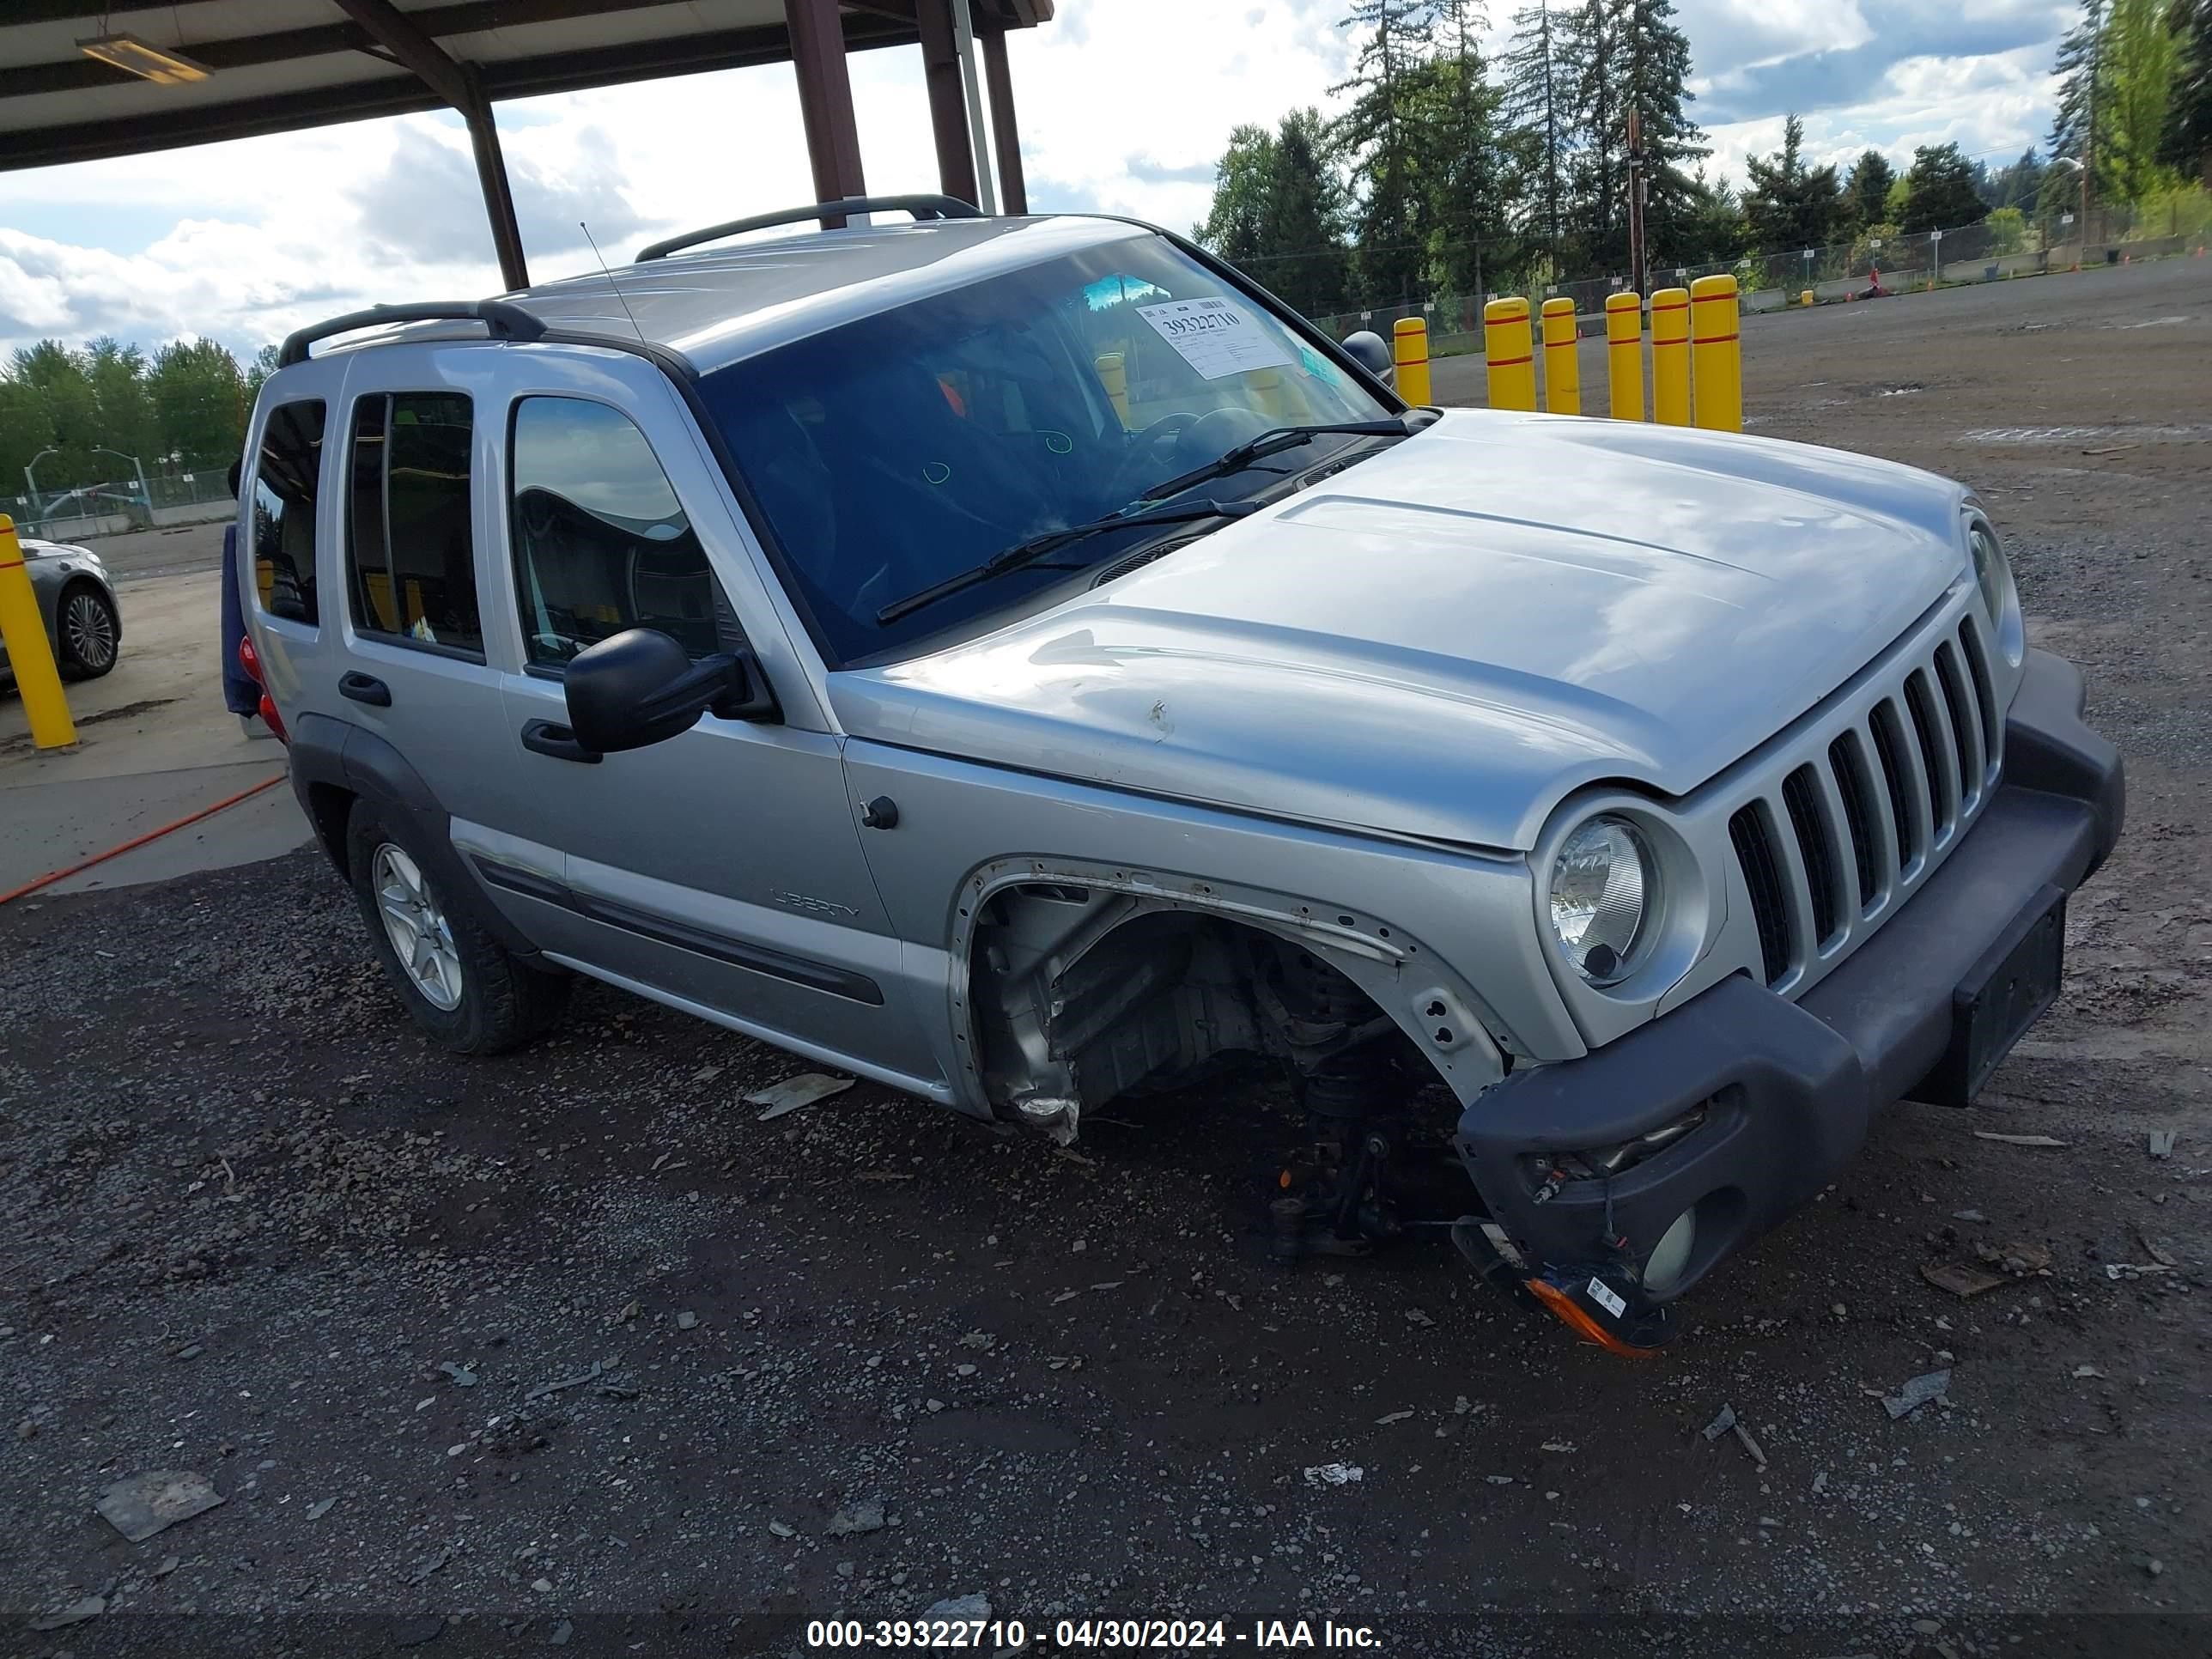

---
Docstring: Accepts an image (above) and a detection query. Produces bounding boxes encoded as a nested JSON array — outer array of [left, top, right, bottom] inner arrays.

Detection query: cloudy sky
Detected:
[[0, 0, 2077, 362]]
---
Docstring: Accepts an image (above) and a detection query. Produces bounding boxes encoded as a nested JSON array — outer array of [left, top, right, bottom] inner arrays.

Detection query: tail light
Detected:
[[238, 635, 288, 744]]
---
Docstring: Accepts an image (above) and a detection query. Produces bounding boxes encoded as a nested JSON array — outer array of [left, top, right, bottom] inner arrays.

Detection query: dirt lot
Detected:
[[3, 259, 2209, 1658]]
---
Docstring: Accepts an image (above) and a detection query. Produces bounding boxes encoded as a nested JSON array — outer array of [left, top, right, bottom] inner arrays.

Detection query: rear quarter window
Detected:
[[252, 399, 327, 625]]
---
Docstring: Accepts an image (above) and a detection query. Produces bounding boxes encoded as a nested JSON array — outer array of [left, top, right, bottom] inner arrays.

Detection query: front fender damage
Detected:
[[953, 859, 1509, 1140]]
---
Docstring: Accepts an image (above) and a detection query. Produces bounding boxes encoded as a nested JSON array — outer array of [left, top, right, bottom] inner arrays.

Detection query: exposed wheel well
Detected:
[[960, 876, 1504, 1139]]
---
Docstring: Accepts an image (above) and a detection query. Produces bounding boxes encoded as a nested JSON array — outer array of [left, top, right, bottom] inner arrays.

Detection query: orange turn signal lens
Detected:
[[1527, 1277, 1662, 1359]]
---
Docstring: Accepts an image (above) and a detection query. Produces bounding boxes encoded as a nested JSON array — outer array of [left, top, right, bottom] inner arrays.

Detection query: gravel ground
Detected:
[[3, 258, 2209, 1659]]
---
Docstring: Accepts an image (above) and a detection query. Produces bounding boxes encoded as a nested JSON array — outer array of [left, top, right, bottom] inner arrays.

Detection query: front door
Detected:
[[465, 368, 937, 1094]]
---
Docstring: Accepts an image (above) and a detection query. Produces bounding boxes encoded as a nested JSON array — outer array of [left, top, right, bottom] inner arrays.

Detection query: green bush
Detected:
[[2124, 183, 2212, 242]]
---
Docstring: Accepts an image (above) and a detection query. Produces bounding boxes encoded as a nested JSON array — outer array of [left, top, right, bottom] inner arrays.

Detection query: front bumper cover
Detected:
[[1455, 647, 2124, 1345]]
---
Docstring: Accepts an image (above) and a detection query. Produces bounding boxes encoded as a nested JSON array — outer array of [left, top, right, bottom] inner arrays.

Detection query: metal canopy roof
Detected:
[[0, 1, 1049, 173]]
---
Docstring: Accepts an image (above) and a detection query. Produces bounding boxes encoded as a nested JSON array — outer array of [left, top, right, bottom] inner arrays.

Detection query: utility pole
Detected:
[[1626, 106, 1649, 295]]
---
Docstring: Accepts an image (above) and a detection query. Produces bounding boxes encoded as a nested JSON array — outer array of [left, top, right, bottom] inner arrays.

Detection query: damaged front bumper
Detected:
[[1455, 648, 2125, 1352]]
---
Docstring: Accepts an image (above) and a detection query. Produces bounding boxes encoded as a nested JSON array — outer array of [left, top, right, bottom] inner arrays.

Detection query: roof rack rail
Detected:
[[635, 194, 981, 262], [277, 300, 546, 368]]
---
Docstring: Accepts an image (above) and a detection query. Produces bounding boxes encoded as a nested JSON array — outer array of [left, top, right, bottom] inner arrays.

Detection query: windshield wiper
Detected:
[[1136, 416, 1419, 505], [875, 498, 1262, 626]]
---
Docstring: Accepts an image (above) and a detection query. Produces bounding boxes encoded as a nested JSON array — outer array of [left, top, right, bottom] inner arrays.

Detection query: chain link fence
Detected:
[[8, 465, 236, 541], [1291, 204, 2203, 351]]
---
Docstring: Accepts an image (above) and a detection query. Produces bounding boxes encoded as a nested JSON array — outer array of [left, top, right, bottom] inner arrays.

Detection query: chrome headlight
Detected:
[[1548, 816, 1655, 986], [1967, 514, 2024, 665]]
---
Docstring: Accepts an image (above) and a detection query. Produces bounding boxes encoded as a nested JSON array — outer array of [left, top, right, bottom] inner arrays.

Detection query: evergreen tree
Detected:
[[1899, 142, 1989, 232], [1843, 149, 1896, 230], [1556, 0, 1625, 269], [2046, 0, 2111, 202], [1671, 172, 1745, 265], [1333, 0, 1436, 302], [1620, 0, 1708, 266], [1417, 2, 1517, 295], [1501, 1, 1571, 261], [1196, 112, 1352, 316], [2165, 0, 2212, 183], [1197, 123, 1278, 267], [1255, 110, 1352, 316], [1741, 114, 1846, 252], [1557, 0, 1705, 271], [1984, 147, 2047, 212]]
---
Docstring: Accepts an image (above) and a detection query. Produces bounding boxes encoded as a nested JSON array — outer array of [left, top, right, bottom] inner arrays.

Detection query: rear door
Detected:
[[318, 347, 519, 842], [470, 356, 939, 1095]]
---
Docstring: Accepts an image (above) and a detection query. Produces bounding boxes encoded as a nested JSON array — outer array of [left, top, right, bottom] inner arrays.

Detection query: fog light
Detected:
[[1643, 1206, 1698, 1295]]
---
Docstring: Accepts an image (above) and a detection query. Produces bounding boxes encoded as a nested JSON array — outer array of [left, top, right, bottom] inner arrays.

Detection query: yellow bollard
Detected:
[[1483, 297, 1535, 411], [1690, 273, 1743, 434], [1650, 287, 1691, 426], [1603, 291, 1644, 421], [1392, 317, 1432, 407], [0, 514, 76, 750], [1540, 298, 1580, 416], [1094, 351, 1130, 429], [1248, 367, 1289, 421]]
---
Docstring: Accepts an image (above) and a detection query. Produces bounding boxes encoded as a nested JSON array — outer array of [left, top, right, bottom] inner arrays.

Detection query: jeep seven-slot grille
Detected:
[[1730, 615, 2002, 989], [1729, 804, 1793, 985], [1781, 765, 1841, 946], [1827, 732, 1880, 908]]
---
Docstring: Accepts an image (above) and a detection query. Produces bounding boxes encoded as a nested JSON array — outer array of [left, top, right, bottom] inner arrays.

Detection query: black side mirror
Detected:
[[563, 628, 778, 754], [1340, 330, 1395, 386]]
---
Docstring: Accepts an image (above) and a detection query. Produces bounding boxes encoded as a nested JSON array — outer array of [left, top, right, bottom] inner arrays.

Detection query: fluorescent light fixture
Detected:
[[78, 33, 211, 85]]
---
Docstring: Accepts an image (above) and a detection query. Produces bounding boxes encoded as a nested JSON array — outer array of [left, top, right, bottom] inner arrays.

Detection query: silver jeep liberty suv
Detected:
[[242, 194, 2123, 1352]]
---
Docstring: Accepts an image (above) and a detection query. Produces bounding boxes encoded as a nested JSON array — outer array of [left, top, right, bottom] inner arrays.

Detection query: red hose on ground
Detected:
[[0, 772, 285, 906]]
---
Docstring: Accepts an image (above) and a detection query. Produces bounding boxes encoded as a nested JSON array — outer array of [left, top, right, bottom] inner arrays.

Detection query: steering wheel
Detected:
[[1104, 410, 1202, 501], [1130, 410, 1202, 456]]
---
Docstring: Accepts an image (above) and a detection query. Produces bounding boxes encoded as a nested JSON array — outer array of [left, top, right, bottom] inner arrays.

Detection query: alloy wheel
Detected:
[[63, 591, 116, 672], [371, 843, 464, 1012]]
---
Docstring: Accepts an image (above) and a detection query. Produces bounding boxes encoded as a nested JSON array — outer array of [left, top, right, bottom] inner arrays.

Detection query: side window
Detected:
[[508, 396, 722, 668], [345, 392, 482, 657], [252, 399, 326, 624]]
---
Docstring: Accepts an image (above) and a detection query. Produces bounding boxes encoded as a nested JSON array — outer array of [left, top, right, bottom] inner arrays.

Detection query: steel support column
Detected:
[[465, 103, 532, 291], [333, 0, 528, 289], [784, 0, 867, 216], [915, 0, 979, 208], [980, 27, 1026, 216]]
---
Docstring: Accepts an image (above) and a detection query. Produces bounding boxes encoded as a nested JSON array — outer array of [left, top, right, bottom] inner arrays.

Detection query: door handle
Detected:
[[338, 671, 391, 707], [520, 719, 602, 763]]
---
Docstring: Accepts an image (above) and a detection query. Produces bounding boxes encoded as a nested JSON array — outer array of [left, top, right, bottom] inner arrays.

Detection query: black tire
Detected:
[[343, 800, 568, 1055], [55, 582, 120, 679]]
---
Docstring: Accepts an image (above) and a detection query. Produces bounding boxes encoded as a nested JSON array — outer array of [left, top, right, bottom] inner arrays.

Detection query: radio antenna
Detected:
[[580, 221, 645, 343]]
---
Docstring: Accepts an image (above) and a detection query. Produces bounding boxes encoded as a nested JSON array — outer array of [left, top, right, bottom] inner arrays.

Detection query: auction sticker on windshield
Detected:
[[1136, 297, 1293, 381]]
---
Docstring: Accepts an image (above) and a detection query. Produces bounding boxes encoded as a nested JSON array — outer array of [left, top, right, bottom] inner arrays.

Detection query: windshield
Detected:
[[695, 234, 1392, 665]]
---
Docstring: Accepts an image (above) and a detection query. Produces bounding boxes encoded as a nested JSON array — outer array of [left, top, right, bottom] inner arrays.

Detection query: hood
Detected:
[[832, 410, 1972, 850]]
